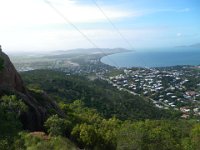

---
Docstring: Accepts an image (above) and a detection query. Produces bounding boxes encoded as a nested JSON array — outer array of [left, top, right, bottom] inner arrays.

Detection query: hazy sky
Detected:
[[0, 0, 199, 53]]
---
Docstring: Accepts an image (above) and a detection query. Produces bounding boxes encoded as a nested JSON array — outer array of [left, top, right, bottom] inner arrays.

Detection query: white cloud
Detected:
[[178, 8, 190, 12], [0, 27, 167, 52], [141, 7, 191, 16], [0, 0, 193, 52], [0, 0, 141, 52], [0, 0, 133, 27]]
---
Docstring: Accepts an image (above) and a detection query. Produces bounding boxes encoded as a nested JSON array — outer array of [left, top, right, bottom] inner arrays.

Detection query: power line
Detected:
[[44, 0, 98, 48], [43, 0, 119, 68], [92, 0, 135, 51], [92, 0, 148, 68]]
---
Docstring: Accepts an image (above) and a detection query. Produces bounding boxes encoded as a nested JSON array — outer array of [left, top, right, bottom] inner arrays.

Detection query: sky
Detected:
[[0, 0, 199, 53]]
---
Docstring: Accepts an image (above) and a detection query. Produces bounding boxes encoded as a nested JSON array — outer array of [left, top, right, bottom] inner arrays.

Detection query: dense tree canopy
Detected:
[[0, 69, 200, 149], [46, 100, 200, 150], [21, 70, 181, 120], [0, 95, 28, 149]]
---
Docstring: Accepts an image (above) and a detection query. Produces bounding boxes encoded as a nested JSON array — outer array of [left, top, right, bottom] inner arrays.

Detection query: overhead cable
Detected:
[[43, 0, 119, 68]]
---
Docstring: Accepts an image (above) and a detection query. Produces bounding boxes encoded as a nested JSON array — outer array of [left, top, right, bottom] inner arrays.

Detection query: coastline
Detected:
[[100, 50, 200, 68], [100, 50, 132, 68]]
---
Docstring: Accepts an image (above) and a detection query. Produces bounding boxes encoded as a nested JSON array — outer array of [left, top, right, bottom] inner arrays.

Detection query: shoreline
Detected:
[[100, 50, 132, 68], [100, 50, 200, 69]]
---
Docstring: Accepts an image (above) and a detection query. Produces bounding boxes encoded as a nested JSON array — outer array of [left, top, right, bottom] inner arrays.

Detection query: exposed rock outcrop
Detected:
[[0, 46, 65, 130], [0, 46, 26, 92]]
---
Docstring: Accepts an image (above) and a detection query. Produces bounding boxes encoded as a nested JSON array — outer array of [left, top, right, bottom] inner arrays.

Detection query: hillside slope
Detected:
[[21, 69, 181, 120], [0, 47, 64, 130]]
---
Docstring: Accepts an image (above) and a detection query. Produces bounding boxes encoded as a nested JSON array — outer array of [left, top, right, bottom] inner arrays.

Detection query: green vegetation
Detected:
[[14, 132, 77, 150], [0, 95, 28, 150], [21, 70, 181, 120], [104, 68, 124, 76], [0, 94, 77, 150], [44, 114, 69, 136], [57, 100, 120, 149], [1, 95, 198, 150], [1, 69, 200, 149], [46, 100, 200, 150]]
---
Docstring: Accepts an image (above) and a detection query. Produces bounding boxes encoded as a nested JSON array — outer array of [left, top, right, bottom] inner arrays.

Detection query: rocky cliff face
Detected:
[[0, 46, 64, 130], [0, 46, 26, 92]]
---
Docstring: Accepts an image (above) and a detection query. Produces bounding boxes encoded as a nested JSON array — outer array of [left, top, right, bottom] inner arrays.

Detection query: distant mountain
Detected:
[[53, 48, 130, 55], [176, 43, 200, 48], [189, 43, 200, 48]]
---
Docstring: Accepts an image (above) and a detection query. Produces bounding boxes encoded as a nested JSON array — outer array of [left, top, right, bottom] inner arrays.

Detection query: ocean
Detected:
[[101, 48, 200, 68]]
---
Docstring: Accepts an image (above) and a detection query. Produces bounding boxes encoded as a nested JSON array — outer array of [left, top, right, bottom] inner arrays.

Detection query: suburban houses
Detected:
[[104, 66, 200, 119]]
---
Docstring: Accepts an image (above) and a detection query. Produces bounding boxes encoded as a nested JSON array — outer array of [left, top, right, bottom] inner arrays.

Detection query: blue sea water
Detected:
[[101, 48, 200, 68]]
